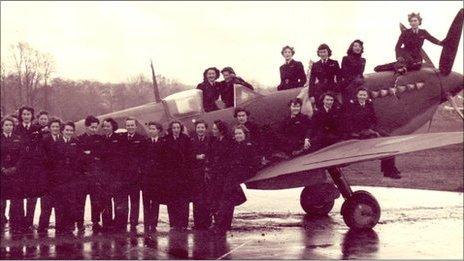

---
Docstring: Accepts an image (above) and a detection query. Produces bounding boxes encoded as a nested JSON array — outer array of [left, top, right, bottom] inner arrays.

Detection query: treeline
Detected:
[[0, 42, 191, 121]]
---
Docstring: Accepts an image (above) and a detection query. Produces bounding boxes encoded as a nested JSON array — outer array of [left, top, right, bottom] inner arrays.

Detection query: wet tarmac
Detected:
[[1, 186, 462, 259]]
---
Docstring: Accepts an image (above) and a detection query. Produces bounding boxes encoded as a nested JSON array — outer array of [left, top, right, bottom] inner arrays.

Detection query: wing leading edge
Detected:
[[245, 132, 462, 188]]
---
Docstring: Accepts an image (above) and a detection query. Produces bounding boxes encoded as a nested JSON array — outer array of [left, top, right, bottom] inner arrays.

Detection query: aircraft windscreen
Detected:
[[163, 89, 203, 117], [234, 84, 259, 106]]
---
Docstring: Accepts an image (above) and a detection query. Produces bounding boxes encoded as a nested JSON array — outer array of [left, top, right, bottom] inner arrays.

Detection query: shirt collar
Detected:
[[3, 132, 11, 138], [23, 122, 31, 129], [324, 105, 331, 112]]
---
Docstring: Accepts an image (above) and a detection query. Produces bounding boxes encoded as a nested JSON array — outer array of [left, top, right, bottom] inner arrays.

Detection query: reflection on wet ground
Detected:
[[1, 186, 462, 259]]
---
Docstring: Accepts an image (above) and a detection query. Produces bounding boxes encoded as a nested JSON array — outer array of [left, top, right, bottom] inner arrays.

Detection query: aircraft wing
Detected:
[[245, 132, 462, 188]]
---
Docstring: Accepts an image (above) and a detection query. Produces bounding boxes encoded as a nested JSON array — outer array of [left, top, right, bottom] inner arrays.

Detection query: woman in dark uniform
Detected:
[[374, 12, 443, 74], [279, 98, 312, 157], [38, 118, 62, 232], [206, 120, 232, 230], [344, 88, 401, 179], [277, 46, 307, 91], [308, 44, 342, 106], [214, 125, 259, 231], [100, 118, 126, 231], [190, 120, 212, 230], [163, 120, 192, 229], [142, 121, 165, 232], [197, 67, 221, 112], [14, 106, 42, 231], [46, 122, 85, 233], [1, 117, 24, 232], [309, 92, 342, 151], [340, 40, 366, 102]]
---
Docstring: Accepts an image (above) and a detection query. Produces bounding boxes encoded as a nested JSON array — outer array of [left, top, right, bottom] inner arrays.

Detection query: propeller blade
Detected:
[[439, 9, 464, 75], [447, 95, 464, 120]]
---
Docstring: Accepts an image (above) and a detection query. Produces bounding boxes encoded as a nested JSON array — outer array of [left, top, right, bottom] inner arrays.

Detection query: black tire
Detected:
[[300, 186, 335, 216], [341, 190, 381, 230]]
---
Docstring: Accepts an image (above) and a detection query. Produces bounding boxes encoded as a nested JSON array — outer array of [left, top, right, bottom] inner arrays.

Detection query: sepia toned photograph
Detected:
[[0, 1, 463, 260]]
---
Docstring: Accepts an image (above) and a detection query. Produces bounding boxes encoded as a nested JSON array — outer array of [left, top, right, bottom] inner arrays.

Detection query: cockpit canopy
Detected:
[[163, 89, 204, 118]]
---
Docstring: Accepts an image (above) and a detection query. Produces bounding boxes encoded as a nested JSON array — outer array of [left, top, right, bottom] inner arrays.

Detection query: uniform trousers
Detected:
[[167, 200, 189, 228], [142, 189, 160, 229]]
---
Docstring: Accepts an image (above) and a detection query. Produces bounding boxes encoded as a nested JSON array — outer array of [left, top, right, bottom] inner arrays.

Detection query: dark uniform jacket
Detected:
[[190, 135, 211, 196], [122, 132, 146, 186], [219, 76, 254, 108], [197, 81, 221, 112], [14, 122, 45, 197], [341, 54, 366, 82], [43, 136, 84, 188], [225, 140, 260, 206], [142, 136, 165, 193], [277, 59, 307, 91], [395, 28, 441, 62], [77, 133, 104, 174], [308, 59, 341, 100], [1, 133, 24, 199], [100, 133, 126, 189], [279, 113, 311, 154], [309, 106, 342, 150], [344, 99, 377, 134], [162, 133, 193, 202]]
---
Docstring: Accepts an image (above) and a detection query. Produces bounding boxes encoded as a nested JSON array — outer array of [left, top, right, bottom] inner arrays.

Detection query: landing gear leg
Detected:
[[328, 167, 381, 230]]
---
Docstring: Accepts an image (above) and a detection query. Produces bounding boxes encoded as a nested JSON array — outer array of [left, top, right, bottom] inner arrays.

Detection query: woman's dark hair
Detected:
[[347, 39, 364, 55], [147, 121, 163, 132], [18, 106, 35, 122], [213, 120, 229, 138], [319, 91, 336, 105], [281, 45, 295, 56], [48, 118, 62, 128], [288, 98, 303, 107], [234, 107, 250, 118], [194, 119, 208, 129], [63, 121, 75, 131], [1, 117, 15, 128], [221, 66, 236, 75], [103, 118, 118, 132], [84, 115, 100, 127], [202, 67, 220, 82], [168, 120, 184, 136], [408, 12, 422, 25], [317, 43, 332, 57], [37, 110, 49, 118], [355, 87, 369, 95]]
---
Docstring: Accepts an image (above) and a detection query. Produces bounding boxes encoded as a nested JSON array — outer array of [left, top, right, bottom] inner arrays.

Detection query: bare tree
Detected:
[[10, 42, 46, 107], [0, 62, 6, 114]]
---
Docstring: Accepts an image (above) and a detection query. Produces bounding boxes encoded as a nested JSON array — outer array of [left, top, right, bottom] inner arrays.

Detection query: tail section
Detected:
[[439, 8, 464, 75]]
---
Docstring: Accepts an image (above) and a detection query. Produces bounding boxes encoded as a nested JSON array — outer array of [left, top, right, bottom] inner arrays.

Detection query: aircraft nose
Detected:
[[442, 71, 464, 97]]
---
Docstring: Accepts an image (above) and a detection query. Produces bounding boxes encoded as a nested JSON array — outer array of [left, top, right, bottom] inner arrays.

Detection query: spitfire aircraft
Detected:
[[75, 9, 463, 230]]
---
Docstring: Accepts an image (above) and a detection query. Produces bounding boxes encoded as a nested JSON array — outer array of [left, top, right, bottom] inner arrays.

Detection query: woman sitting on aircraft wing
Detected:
[[344, 87, 401, 179], [374, 12, 444, 74]]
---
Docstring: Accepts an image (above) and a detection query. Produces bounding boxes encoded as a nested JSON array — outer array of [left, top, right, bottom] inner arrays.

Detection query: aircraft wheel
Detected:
[[300, 186, 335, 216], [341, 190, 380, 230]]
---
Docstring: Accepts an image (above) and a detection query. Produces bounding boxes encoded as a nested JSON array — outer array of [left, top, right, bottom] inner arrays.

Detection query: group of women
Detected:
[[1, 108, 260, 234], [1, 12, 443, 235]]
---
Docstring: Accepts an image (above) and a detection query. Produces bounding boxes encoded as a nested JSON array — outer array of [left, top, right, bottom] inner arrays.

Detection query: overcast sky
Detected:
[[1, 1, 462, 87]]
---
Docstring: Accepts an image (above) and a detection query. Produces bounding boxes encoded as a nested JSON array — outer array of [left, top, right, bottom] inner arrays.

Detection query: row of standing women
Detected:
[[1, 108, 260, 234]]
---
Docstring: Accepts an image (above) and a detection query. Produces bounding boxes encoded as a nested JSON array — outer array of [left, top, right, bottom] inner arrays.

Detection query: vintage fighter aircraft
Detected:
[[75, 9, 463, 230]]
